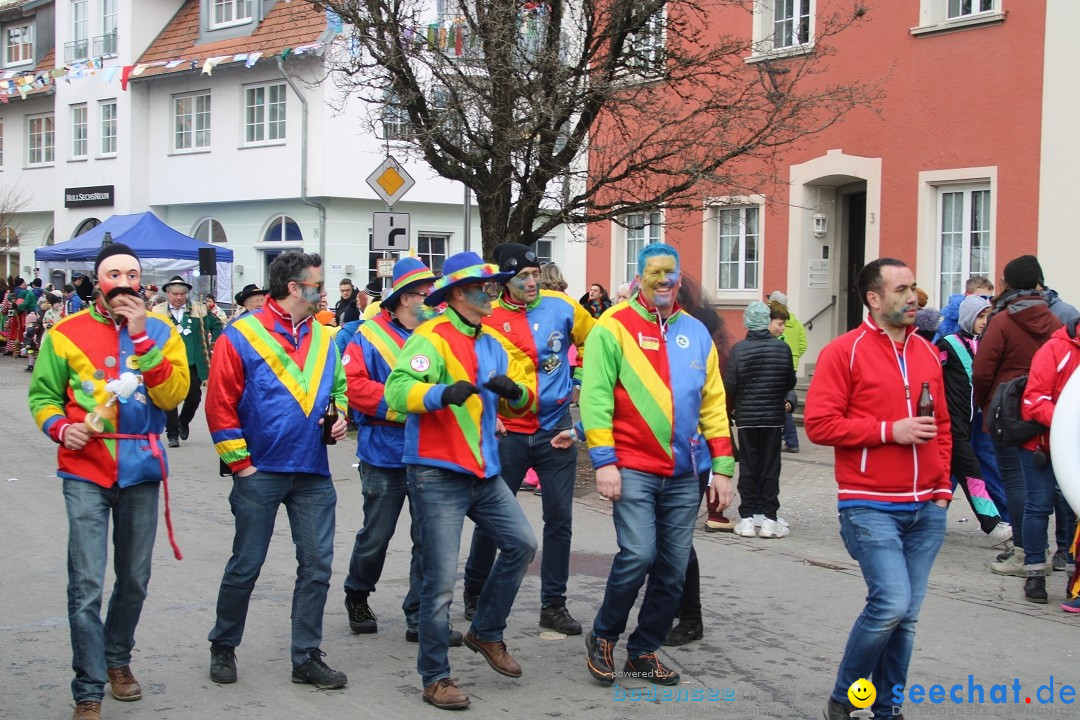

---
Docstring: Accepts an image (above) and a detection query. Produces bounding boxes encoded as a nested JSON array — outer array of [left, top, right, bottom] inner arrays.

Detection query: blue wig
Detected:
[[637, 243, 680, 275]]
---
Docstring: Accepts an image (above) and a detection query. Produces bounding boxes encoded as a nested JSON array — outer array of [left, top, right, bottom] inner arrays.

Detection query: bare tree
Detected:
[[309, 0, 876, 257], [0, 183, 30, 248]]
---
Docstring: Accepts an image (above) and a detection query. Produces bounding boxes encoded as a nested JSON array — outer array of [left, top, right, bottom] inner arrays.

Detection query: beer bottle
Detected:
[[322, 395, 338, 445], [917, 382, 934, 418]]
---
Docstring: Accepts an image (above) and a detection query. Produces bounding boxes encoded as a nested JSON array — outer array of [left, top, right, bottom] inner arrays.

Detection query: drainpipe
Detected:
[[277, 56, 326, 261]]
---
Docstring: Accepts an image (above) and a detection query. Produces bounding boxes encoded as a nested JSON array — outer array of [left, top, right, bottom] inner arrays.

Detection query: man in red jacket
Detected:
[[805, 258, 952, 720]]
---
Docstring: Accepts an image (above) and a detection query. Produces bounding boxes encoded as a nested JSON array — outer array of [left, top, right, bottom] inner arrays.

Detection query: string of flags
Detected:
[[0, 41, 327, 102]]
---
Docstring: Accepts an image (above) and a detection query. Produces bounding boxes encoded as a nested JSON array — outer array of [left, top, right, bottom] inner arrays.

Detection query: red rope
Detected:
[[95, 432, 182, 560]]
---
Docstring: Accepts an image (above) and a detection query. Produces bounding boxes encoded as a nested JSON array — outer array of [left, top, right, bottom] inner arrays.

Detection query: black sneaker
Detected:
[[663, 617, 703, 646], [585, 633, 615, 684], [540, 604, 582, 635], [623, 652, 680, 686], [463, 588, 479, 621], [1024, 575, 1048, 604], [209, 644, 237, 684], [1053, 548, 1069, 572], [823, 697, 853, 720], [291, 650, 347, 689], [167, 434, 180, 448], [406, 627, 464, 647], [345, 596, 377, 634], [179, 422, 190, 441]]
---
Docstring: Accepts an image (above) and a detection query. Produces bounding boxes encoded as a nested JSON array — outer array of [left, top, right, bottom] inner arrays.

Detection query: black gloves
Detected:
[[484, 375, 523, 401], [442, 380, 479, 406]]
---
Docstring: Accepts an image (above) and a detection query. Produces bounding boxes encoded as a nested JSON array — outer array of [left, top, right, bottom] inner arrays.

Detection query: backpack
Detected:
[[987, 375, 1046, 446]]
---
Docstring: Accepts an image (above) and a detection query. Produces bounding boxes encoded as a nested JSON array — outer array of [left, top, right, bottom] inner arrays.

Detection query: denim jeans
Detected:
[[1020, 449, 1057, 567], [993, 440, 1027, 547], [783, 411, 799, 449], [344, 462, 422, 629], [832, 503, 946, 718], [63, 478, 159, 702], [463, 419, 576, 606], [592, 469, 699, 658], [407, 465, 537, 687], [208, 471, 336, 667]]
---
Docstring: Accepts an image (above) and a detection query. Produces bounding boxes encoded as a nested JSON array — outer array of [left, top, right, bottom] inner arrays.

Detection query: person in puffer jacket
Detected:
[[724, 301, 795, 538]]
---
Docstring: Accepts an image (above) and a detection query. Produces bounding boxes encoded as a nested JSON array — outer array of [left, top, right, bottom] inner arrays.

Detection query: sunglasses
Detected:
[[500, 251, 537, 272], [296, 280, 325, 292]]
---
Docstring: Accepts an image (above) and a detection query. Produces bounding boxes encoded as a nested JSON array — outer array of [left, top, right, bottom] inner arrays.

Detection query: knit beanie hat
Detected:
[[94, 242, 140, 274], [743, 301, 771, 330], [1003, 254, 1043, 290], [767, 290, 788, 306], [957, 295, 991, 334]]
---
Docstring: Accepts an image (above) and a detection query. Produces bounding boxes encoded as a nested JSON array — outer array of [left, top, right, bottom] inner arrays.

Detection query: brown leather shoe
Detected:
[[422, 677, 470, 710], [107, 664, 142, 701], [72, 700, 102, 720], [462, 631, 522, 678]]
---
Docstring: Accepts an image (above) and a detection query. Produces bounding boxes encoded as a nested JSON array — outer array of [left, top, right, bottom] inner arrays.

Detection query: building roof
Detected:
[[132, 0, 329, 80]]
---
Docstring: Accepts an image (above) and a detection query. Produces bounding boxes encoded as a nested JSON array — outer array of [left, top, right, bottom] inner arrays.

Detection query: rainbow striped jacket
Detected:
[[28, 304, 190, 488], [482, 289, 594, 433], [342, 309, 410, 469], [205, 299, 347, 476], [581, 294, 735, 478], [384, 309, 533, 479]]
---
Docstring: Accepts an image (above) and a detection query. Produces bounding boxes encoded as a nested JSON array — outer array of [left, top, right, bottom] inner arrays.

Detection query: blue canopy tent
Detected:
[[35, 212, 234, 303]]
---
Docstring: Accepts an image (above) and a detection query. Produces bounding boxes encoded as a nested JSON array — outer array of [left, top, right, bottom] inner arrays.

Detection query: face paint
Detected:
[[464, 284, 496, 316], [639, 255, 680, 310], [507, 268, 540, 304]]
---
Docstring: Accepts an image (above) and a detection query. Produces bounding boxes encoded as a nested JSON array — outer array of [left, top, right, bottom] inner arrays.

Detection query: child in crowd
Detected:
[[936, 295, 1012, 546], [724, 301, 796, 538]]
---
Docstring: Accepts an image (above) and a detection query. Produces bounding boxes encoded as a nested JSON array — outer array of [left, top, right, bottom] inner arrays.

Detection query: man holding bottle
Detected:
[[805, 258, 952, 720], [204, 252, 349, 690]]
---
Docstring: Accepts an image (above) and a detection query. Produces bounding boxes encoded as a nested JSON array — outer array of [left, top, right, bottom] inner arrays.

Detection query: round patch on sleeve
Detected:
[[410, 355, 431, 372], [675, 334, 690, 348], [342, 353, 352, 367]]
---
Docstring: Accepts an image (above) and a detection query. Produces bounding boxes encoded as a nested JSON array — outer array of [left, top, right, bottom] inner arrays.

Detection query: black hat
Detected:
[[1003, 255, 1044, 291], [162, 275, 193, 292], [492, 243, 540, 274], [235, 283, 266, 305], [94, 242, 140, 274], [363, 279, 382, 301]]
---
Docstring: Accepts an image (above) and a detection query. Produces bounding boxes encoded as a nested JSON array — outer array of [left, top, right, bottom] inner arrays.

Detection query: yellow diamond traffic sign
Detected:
[[366, 156, 415, 207]]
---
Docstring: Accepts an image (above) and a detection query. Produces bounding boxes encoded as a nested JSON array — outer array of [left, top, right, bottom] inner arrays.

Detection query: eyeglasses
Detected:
[[480, 281, 502, 296], [296, 280, 325, 292]]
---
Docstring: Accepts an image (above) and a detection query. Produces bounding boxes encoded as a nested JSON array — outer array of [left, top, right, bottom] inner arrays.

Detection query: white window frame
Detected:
[[625, 8, 665, 73], [417, 233, 450, 275], [194, 217, 228, 244], [0, 119, 5, 168], [71, 104, 88, 159], [210, 0, 254, 30], [382, 91, 411, 142], [5, 24, 32, 66], [102, 0, 118, 34], [242, 82, 287, 146], [916, 167, 997, 307], [912, 0, 1003, 35], [936, 183, 992, 303], [534, 237, 554, 265], [714, 203, 761, 294], [172, 91, 212, 153], [99, 99, 117, 156], [749, 0, 814, 59], [70, 0, 89, 61], [262, 214, 303, 243], [620, 211, 663, 284], [26, 113, 55, 166]]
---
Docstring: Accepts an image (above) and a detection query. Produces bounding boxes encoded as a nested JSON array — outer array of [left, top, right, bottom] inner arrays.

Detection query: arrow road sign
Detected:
[[372, 212, 411, 252]]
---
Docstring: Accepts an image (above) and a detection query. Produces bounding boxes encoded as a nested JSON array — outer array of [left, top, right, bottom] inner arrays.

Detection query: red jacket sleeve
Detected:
[[804, 339, 894, 448], [1022, 340, 1060, 428], [343, 336, 396, 420], [204, 334, 252, 473]]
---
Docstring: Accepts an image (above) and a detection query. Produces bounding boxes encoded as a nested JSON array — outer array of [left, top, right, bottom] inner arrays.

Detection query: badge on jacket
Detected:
[[638, 332, 660, 351]]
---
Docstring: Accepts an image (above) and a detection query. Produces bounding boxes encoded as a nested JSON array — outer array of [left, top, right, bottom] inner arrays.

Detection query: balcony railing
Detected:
[[93, 32, 118, 58], [64, 38, 89, 64]]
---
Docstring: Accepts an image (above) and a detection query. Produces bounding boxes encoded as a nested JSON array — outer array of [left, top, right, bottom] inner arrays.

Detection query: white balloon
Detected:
[[1050, 366, 1080, 515]]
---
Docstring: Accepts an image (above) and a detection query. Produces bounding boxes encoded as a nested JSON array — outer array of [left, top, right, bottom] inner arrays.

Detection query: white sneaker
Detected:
[[987, 522, 1013, 548], [759, 518, 790, 539], [733, 518, 757, 537], [753, 514, 765, 528]]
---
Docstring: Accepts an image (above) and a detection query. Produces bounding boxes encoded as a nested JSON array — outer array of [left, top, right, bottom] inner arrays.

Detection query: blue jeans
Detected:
[[344, 462, 422, 629], [407, 465, 537, 687], [783, 411, 799, 449], [463, 420, 576, 606], [208, 471, 336, 667], [832, 503, 946, 718], [993, 440, 1027, 546], [1020, 449, 1057, 567], [63, 479, 159, 702], [592, 469, 699, 658]]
